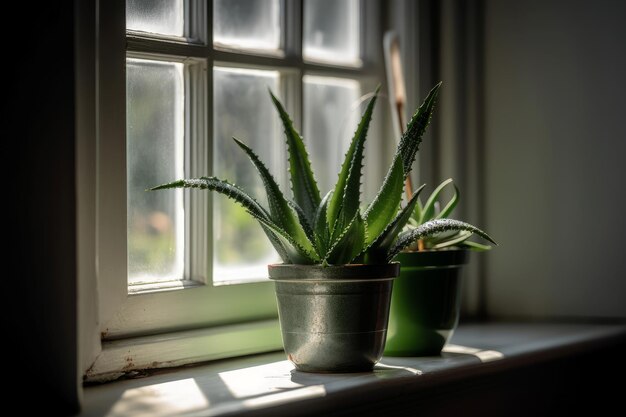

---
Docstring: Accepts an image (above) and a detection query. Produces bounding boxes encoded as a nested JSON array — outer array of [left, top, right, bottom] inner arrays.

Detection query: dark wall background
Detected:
[[483, 0, 626, 319], [393, 0, 626, 320], [5, 2, 79, 415]]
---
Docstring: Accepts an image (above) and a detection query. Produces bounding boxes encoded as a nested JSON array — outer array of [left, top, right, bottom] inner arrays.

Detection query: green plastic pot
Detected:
[[384, 249, 469, 356], [269, 263, 399, 373]]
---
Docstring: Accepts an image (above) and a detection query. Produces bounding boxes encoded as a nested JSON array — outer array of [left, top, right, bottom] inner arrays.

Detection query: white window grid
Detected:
[[98, 0, 385, 341]]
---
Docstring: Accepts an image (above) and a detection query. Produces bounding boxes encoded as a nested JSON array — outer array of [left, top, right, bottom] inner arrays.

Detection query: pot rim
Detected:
[[268, 262, 400, 281], [395, 248, 469, 268]]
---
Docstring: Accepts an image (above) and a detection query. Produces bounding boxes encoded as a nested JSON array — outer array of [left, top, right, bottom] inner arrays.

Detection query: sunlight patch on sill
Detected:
[[375, 362, 422, 376], [218, 360, 301, 399], [443, 344, 505, 362], [111, 378, 209, 417]]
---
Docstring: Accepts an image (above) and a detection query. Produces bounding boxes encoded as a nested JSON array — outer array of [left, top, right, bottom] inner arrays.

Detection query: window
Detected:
[[93, 0, 385, 374]]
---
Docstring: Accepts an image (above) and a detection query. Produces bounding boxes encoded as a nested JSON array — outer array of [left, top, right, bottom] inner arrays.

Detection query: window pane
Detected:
[[214, 0, 281, 51], [303, 76, 361, 194], [127, 59, 185, 285], [303, 0, 360, 64], [213, 68, 281, 283], [127, 0, 184, 37]]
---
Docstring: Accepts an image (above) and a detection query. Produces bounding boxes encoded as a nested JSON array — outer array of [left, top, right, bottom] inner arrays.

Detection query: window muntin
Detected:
[[107, 0, 380, 339]]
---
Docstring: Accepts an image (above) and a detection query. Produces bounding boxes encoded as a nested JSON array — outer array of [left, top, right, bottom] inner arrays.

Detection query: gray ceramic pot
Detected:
[[268, 263, 400, 373]]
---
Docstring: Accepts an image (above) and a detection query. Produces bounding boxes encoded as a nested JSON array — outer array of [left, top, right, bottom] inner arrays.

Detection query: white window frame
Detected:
[[84, 0, 387, 382]]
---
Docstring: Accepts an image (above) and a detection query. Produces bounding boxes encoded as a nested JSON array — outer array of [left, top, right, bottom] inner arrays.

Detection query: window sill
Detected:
[[81, 322, 626, 416]]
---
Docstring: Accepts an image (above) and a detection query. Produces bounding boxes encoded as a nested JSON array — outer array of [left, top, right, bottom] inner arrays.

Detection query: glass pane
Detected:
[[303, 0, 360, 64], [303, 76, 361, 194], [213, 67, 282, 283], [127, 0, 184, 37], [214, 0, 281, 51], [127, 58, 185, 285]]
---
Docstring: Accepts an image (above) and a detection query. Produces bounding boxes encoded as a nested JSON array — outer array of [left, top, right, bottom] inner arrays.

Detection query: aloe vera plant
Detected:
[[152, 82, 495, 265], [404, 178, 494, 252]]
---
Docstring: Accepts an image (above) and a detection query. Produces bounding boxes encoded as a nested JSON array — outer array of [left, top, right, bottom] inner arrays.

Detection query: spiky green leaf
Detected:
[[387, 218, 497, 261], [247, 210, 320, 264], [461, 240, 493, 251], [363, 156, 404, 246], [327, 87, 380, 230], [313, 191, 333, 259], [362, 83, 440, 245], [150, 177, 297, 262], [150, 177, 270, 222], [233, 138, 316, 256], [258, 223, 291, 263], [288, 200, 314, 242], [363, 184, 426, 263], [431, 230, 472, 249], [420, 178, 454, 223], [324, 212, 366, 265], [427, 228, 465, 245], [436, 182, 459, 219], [398, 82, 441, 179], [330, 206, 347, 244], [413, 196, 423, 224], [269, 90, 321, 223]]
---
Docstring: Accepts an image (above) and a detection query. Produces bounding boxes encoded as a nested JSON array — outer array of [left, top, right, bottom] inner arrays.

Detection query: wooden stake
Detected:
[[385, 31, 422, 250]]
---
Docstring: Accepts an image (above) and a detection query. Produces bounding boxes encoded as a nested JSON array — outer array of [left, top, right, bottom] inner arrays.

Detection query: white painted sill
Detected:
[[81, 322, 626, 417]]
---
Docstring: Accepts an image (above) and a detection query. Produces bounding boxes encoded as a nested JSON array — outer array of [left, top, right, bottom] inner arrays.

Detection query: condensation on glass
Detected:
[[303, 0, 360, 64], [127, 58, 185, 285], [126, 0, 184, 37], [303, 75, 361, 194], [213, 0, 281, 51], [213, 67, 282, 283]]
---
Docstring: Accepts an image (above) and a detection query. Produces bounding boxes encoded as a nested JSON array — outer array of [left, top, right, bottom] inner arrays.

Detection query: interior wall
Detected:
[[483, 0, 626, 318]]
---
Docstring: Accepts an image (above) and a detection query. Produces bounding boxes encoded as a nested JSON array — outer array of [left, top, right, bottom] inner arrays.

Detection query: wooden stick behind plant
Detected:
[[384, 31, 424, 250], [384, 31, 414, 201]]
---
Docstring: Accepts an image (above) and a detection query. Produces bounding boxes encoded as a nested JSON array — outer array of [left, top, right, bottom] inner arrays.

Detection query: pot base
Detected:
[[384, 328, 453, 357], [284, 330, 387, 373]]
